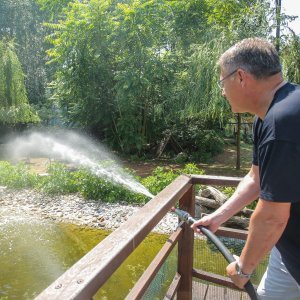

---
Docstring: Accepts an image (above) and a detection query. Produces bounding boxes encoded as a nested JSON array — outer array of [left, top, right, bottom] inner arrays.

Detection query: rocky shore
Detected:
[[0, 188, 178, 234]]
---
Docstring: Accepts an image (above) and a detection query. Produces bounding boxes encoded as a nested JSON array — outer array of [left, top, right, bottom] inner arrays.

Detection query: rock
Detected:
[[0, 188, 178, 234]]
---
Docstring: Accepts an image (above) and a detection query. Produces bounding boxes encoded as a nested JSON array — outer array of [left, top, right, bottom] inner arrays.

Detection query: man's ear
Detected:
[[237, 69, 246, 86]]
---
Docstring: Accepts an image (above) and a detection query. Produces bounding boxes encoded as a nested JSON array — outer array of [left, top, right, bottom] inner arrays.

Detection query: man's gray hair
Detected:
[[218, 38, 282, 79]]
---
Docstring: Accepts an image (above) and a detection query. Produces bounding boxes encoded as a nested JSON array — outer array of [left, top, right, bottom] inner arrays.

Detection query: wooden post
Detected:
[[177, 185, 195, 300]]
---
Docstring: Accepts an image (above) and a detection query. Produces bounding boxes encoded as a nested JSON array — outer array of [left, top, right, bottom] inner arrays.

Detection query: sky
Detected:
[[281, 0, 300, 35]]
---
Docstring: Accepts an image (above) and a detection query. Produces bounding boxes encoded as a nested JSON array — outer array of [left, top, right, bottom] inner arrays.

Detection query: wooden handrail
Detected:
[[35, 175, 192, 300], [191, 174, 242, 186]]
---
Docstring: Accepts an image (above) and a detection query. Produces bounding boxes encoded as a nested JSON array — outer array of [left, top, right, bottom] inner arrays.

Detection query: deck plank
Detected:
[[205, 284, 225, 299], [192, 281, 208, 300], [191, 281, 250, 300], [224, 287, 243, 300], [241, 292, 251, 299]]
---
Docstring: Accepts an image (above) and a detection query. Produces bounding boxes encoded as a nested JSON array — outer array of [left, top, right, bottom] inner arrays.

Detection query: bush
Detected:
[[0, 161, 37, 189], [142, 163, 204, 195], [37, 162, 78, 194], [73, 168, 146, 204], [171, 116, 225, 161], [0, 160, 204, 204]]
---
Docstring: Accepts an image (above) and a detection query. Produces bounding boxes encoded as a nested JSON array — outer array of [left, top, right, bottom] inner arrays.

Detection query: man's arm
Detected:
[[226, 199, 290, 289], [191, 164, 260, 233]]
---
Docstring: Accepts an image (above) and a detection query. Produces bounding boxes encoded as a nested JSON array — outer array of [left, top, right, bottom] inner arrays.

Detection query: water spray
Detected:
[[4, 131, 154, 198]]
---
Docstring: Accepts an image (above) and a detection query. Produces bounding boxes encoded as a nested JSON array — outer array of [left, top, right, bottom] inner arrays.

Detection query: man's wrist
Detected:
[[235, 261, 253, 279]]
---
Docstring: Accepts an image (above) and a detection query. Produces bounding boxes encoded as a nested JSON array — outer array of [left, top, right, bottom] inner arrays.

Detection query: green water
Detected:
[[0, 209, 267, 300], [0, 210, 168, 300]]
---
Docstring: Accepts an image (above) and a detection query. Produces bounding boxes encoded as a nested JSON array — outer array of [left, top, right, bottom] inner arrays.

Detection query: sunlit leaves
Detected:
[[0, 39, 40, 124], [281, 34, 300, 84]]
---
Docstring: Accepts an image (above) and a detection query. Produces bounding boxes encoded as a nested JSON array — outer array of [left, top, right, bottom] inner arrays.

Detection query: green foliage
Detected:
[[205, 0, 271, 38], [172, 115, 225, 161], [37, 162, 77, 194], [36, 162, 147, 203], [142, 163, 204, 195], [0, 160, 147, 203], [221, 186, 235, 198], [0, 39, 40, 124], [73, 168, 146, 203], [281, 34, 300, 84], [0, 0, 50, 106], [141, 166, 177, 195], [221, 186, 257, 210], [0, 0, 273, 157], [0, 161, 37, 189]]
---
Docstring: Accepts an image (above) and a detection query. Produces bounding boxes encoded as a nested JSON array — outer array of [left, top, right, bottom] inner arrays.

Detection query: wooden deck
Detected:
[[192, 281, 250, 300]]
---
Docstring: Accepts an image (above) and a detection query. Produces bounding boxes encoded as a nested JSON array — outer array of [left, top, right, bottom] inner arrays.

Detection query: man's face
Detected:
[[219, 68, 245, 113]]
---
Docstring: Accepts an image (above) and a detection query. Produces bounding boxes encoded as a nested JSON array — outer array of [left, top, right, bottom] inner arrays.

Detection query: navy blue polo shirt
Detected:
[[252, 82, 300, 284]]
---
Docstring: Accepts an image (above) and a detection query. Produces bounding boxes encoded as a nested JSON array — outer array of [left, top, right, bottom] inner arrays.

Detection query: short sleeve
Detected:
[[252, 117, 259, 166], [259, 140, 300, 203]]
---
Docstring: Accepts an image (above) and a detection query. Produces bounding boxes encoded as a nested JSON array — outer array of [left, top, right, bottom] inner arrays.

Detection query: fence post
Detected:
[[177, 185, 195, 300]]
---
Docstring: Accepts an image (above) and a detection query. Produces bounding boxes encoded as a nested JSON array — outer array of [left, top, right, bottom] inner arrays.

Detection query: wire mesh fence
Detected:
[[141, 247, 178, 300], [193, 234, 268, 286]]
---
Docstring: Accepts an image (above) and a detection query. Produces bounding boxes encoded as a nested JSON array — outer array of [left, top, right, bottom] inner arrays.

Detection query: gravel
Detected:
[[0, 187, 179, 234]]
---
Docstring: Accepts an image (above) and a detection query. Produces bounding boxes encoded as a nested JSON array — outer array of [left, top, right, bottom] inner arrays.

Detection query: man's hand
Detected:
[[191, 213, 221, 233], [226, 260, 249, 289]]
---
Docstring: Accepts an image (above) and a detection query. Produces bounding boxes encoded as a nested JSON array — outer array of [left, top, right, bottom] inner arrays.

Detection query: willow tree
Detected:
[[177, 0, 271, 168], [0, 39, 39, 125], [281, 34, 300, 84], [0, 0, 50, 106]]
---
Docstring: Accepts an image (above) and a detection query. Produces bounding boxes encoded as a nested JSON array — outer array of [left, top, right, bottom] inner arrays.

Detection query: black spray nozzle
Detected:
[[172, 208, 195, 225]]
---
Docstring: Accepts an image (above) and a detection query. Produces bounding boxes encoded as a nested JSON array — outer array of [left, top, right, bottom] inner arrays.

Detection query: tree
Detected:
[[0, 0, 50, 105], [0, 39, 40, 125], [42, 0, 273, 158], [281, 34, 300, 84]]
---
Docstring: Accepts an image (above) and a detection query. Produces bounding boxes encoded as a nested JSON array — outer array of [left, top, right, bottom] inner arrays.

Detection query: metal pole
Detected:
[[275, 0, 282, 52]]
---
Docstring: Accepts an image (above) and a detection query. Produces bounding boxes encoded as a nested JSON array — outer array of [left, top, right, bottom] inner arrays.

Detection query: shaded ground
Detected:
[[123, 142, 252, 178]]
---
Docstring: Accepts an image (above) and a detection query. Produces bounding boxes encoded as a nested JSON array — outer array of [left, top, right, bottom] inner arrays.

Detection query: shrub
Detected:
[[0, 161, 37, 189], [0, 160, 204, 204], [73, 169, 146, 204], [142, 163, 204, 195], [37, 162, 78, 194]]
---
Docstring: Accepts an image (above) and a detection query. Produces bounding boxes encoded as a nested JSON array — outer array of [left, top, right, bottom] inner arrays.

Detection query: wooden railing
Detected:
[[36, 174, 244, 300]]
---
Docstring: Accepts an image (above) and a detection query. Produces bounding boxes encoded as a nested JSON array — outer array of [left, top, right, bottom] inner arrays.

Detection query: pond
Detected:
[[0, 208, 267, 299], [0, 209, 169, 300]]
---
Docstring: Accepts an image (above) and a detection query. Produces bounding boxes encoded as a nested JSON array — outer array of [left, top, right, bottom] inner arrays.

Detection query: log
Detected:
[[201, 213, 249, 230], [241, 207, 254, 218], [200, 186, 227, 205], [195, 202, 210, 218], [195, 196, 220, 210], [223, 216, 249, 230]]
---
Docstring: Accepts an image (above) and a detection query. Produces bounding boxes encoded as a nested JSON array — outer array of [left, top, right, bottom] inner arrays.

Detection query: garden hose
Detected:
[[172, 208, 258, 300]]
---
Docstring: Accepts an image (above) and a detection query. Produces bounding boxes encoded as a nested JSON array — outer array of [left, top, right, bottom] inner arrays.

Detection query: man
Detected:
[[191, 38, 300, 299]]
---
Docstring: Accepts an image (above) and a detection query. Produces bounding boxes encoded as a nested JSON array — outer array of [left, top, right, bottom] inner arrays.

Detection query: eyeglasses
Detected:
[[217, 69, 238, 90]]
